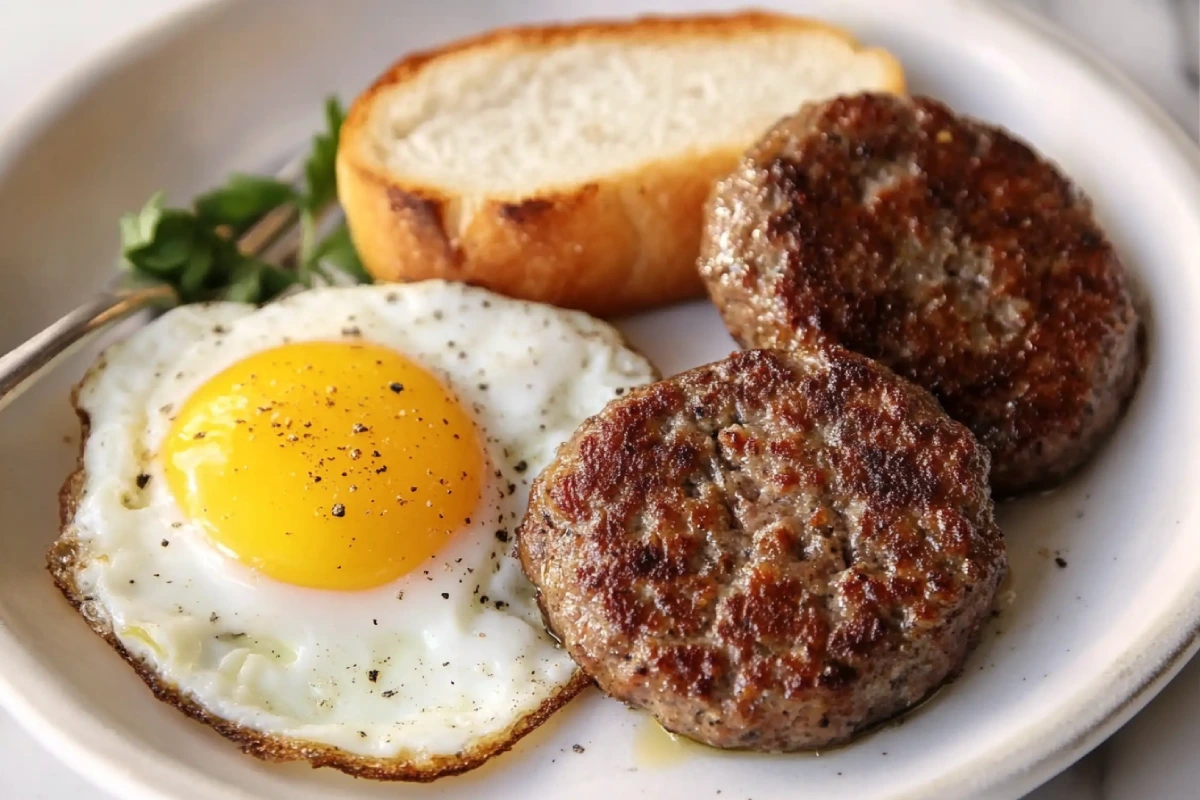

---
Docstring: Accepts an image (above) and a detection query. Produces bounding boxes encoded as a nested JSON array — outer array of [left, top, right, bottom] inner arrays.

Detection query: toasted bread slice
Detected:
[[338, 12, 904, 316]]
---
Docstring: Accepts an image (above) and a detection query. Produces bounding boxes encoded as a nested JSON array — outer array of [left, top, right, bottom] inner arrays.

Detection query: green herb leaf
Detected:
[[308, 222, 370, 283], [303, 97, 345, 213], [296, 97, 350, 277], [223, 256, 302, 304], [195, 175, 298, 232], [224, 261, 265, 304], [116, 95, 364, 306], [119, 192, 165, 252], [123, 209, 200, 275], [178, 245, 215, 299], [257, 263, 302, 298]]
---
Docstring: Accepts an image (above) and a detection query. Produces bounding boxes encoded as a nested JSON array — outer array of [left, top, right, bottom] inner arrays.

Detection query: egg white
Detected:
[[61, 281, 656, 762]]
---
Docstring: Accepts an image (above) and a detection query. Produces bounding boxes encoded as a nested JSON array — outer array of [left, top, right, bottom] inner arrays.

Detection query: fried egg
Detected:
[[49, 281, 657, 779]]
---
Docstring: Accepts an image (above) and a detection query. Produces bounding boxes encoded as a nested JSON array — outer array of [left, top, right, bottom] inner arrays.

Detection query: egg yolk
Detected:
[[162, 341, 483, 590]]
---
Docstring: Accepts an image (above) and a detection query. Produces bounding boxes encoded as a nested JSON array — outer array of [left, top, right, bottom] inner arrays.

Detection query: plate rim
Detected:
[[0, 1, 1198, 799]]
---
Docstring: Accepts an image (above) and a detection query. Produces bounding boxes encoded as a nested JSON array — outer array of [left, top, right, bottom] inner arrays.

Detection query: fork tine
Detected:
[[236, 204, 300, 258], [0, 150, 341, 411], [234, 152, 307, 257], [233, 152, 342, 273]]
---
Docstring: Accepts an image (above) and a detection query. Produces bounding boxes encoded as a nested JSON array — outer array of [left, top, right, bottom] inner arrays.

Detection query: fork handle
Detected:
[[0, 283, 178, 414]]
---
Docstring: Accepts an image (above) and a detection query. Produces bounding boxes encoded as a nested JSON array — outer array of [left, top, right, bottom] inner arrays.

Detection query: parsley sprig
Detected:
[[119, 97, 368, 304]]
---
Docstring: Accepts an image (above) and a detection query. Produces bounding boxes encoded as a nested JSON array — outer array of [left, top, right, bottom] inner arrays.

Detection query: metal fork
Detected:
[[0, 154, 322, 413]]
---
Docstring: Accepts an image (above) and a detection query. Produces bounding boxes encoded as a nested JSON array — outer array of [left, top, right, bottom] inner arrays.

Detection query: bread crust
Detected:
[[338, 12, 905, 316], [48, 394, 590, 782]]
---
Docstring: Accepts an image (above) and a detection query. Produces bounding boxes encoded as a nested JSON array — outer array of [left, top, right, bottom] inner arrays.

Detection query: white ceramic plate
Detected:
[[0, 1, 1198, 798]]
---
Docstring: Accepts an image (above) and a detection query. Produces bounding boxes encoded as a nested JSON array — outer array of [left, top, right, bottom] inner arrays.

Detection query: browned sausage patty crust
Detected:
[[699, 93, 1142, 496], [518, 348, 1006, 751]]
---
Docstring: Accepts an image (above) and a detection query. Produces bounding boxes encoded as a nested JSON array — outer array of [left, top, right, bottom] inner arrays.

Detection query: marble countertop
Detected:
[[0, 1, 1194, 798]]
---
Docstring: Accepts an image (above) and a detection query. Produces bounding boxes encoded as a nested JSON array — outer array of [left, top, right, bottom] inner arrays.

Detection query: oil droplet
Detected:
[[634, 719, 695, 767], [633, 716, 829, 767]]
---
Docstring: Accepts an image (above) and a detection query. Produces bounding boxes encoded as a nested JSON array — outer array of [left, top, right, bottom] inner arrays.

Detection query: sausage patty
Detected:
[[699, 93, 1142, 496], [518, 348, 1006, 751]]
